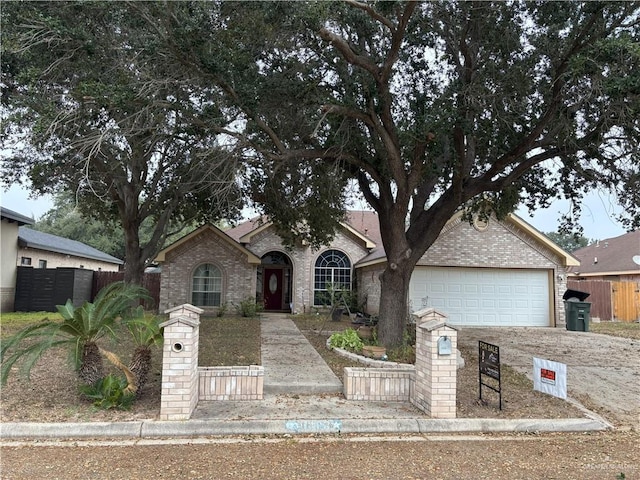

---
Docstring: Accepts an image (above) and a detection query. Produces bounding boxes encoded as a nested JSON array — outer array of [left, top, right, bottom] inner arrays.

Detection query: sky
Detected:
[[1, 183, 629, 241]]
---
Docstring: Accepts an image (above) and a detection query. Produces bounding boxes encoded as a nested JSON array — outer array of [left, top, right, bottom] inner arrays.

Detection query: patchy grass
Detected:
[[290, 312, 354, 334], [293, 314, 583, 419], [591, 321, 640, 340], [1, 310, 590, 422], [198, 315, 261, 366], [292, 315, 361, 382], [0, 311, 63, 335], [0, 312, 260, 422]]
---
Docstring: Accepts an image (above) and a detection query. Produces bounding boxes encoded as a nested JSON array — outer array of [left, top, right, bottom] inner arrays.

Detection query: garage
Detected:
[[410, 266, 551, 326]]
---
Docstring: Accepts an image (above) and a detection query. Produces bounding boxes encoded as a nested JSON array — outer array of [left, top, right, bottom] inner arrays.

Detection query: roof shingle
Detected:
[[568, 230, 640, 275], [18, 227, 123, 265]]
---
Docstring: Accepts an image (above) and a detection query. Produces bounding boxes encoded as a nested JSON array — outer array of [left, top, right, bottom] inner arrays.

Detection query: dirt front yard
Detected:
[[457, 327, 640, 429]]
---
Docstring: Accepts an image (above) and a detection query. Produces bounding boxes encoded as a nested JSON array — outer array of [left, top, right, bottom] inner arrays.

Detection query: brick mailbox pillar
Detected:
[[159, 304, 203, 421], [411, 308, 458, 419]]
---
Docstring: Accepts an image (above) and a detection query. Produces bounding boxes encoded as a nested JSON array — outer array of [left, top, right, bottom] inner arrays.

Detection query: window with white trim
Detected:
[[191, 263, 222, 307], [313, 250, 351, 306]]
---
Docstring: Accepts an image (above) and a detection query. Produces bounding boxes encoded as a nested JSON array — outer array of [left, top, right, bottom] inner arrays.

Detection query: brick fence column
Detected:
[[159, 304, 203, 421], [411, 308, 458, 419]]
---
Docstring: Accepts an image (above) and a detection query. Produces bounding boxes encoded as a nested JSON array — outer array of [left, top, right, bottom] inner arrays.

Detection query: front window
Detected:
[[20, 257, 31, 266], [192, 263, 222, 307], [38, 259, 47, 268], [314, 250, 351, 306]]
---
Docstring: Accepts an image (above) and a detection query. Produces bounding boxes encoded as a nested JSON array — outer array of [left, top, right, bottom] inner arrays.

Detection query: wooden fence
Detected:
[[567, 280, 640, 322], [92, 271, 161, 311], [612, 281, 640, 322]]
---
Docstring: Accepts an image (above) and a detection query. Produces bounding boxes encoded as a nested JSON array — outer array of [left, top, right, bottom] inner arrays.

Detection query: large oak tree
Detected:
[[1, 2, 242, 285], [153, 1, 639, 346], [3, 2, 638, 347]]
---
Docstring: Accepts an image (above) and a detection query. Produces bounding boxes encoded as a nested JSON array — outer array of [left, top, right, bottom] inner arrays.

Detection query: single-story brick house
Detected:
[[155, 210, 579, 327]]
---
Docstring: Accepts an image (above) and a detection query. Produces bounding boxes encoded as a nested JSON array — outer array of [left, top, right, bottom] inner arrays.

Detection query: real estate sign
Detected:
[[478, 340, 502, 410], [533, 357, 567, 399]]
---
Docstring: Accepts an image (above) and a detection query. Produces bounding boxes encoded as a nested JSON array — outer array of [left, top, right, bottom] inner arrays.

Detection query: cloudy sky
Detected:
[[1, 183, 628, 241]]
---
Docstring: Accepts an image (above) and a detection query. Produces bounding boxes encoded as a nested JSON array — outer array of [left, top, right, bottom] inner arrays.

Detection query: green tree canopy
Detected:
[[1, 2, 243, 284], [32, 192, 196, 261], [3, 2, 639, 346], [150, 1, 639, 346], [545, 231, 591, 253]]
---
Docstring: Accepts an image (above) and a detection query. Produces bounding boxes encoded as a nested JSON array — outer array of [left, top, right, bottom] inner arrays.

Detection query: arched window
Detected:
[[314, 250, 351, 306], [192, 263, 222, 307]]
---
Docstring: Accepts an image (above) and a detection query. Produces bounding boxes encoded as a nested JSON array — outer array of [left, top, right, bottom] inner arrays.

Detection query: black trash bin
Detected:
[[563, 289, 591, 332]]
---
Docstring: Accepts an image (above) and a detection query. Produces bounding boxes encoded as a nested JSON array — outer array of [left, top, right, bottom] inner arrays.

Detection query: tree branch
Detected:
[[344, 0, 395, 31]]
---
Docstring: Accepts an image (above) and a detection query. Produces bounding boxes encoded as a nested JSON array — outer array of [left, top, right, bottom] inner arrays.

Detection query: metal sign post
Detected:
[[478, 340, 502, 410]]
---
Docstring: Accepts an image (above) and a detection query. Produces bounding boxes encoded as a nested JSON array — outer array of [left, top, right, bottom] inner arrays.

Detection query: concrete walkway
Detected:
[[260, 314, 343, 394]]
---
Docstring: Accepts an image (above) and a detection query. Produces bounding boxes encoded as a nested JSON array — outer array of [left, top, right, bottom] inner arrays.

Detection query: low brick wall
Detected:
[[343, 367, 415, 402], [199, 365, 264, 401]]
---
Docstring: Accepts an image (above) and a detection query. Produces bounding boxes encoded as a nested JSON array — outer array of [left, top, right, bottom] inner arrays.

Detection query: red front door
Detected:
[[263, 268, 283, 310]]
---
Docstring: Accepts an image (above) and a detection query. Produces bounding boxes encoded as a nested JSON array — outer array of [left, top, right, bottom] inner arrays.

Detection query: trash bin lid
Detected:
[[563, 289, 590, 301]]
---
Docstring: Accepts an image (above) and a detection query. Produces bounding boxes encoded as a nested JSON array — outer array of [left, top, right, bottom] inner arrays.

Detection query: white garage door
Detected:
[[410, 267, 550, 326]]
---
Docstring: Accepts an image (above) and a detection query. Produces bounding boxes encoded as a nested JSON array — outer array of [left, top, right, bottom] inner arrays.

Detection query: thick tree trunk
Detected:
[[122, 218, 145, 286], [377, 264, 414, 348], [123, 252, 145, 286]]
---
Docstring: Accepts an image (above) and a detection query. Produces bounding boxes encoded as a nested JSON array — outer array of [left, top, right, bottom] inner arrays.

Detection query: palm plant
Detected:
[[1, 282, 150, 386], [123, 306, 163, 394]]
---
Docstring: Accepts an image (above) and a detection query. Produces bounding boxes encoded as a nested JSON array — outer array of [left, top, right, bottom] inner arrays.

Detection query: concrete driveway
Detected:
[[457, 327, 640, 428]]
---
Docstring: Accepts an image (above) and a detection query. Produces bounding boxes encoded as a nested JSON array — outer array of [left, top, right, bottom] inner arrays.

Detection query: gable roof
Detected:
[[355, 211, 580, 268], [225, 215, 269, 243], [155, 224, 261, 264], [1, 207, 35, 226], [209, 209, 580, 270], [225, 210, 380, 249], [18, 227, 123, 265], [568, 230, 640, 277]]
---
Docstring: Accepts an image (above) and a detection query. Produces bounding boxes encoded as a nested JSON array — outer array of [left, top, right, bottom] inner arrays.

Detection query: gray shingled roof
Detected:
[[1, 207, 35, 226], [18, 227, 124, 265]]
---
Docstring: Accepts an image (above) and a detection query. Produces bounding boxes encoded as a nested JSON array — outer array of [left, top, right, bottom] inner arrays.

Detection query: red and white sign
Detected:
[[533, 357, 567, 399]]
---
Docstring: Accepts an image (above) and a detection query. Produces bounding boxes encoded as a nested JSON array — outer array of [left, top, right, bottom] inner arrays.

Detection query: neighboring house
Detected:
[[17, 227, 124, 272], [1, 207, 34, 312], [567, 230, 640, 322], [156, 210, 579, 328], [568, 230, 640, 282]]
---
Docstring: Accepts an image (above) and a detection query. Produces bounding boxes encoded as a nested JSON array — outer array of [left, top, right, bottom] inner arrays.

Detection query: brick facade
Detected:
[[159, 224, 370, 315], [159, 304, 264, 420], [357, 215, 569, 326], [158, 228, 258, 313], [158, 214, 571, 326], [412, 318, 458, 418], [245, 227, 370, 314], [159, 305, 202, 421]]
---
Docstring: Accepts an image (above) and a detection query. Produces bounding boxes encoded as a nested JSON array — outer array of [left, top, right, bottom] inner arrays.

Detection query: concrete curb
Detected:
[[0, 416, 611, 441]]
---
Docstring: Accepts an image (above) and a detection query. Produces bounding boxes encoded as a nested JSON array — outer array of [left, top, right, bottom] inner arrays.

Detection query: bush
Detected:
[[79, 374, 135, 410], [329, 328, 364, 352], [217, 302, 229, 318], [234, 296, 263, 318]]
